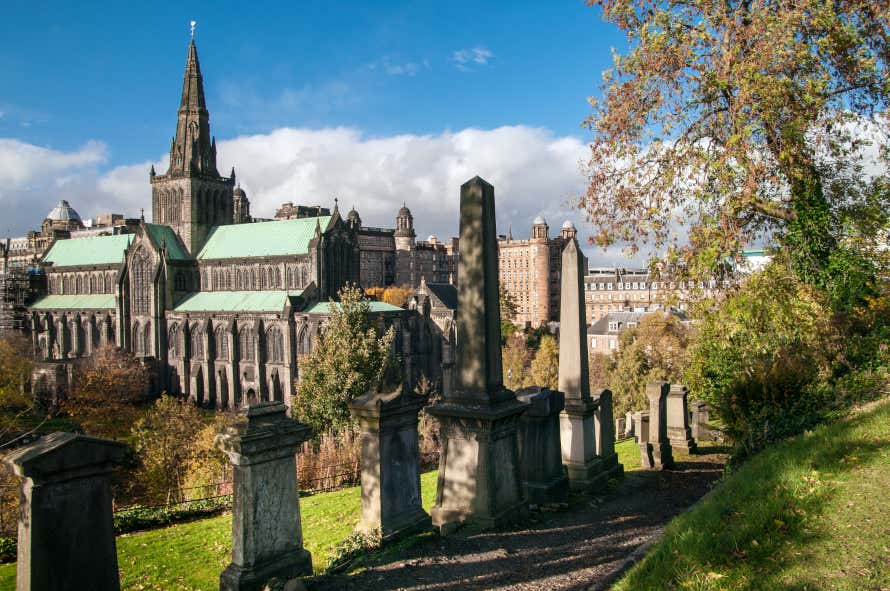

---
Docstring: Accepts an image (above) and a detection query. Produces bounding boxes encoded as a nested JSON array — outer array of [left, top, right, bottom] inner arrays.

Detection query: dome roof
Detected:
[[532, 215, 547, 226], [347, 208, 361, 223], [46, 200, 81, 222], [398, 204, 412, 217], [233, 185, 246, 197], [427, 234, 438, 242], [562, 220, 575, 230]]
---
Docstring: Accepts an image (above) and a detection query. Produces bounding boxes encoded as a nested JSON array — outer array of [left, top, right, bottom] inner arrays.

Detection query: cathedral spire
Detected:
[[165, 36, 218, 177]]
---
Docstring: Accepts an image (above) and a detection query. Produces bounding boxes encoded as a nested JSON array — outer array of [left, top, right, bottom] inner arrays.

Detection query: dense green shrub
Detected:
[[113, 496, 232, 534], [686, 256, 889, 458]]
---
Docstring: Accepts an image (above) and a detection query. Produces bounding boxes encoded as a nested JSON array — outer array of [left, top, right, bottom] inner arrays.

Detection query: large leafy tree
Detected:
[[293, 284, 395, 435], [583, 0, 889, 299]]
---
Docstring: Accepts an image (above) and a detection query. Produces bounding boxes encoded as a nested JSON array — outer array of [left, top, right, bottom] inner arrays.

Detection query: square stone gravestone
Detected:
[[427, 176, 528, 531], [593, 388, 623, 479], [644, 382, 674, 470], [690, 401, 712, 442], [516, 386, 569, 504], [216, 402, 313, 591], [666, 384, 697, 454], [634, 410, 654, 468], [348, 376, 431, 541], [4, 432, 126, 591]]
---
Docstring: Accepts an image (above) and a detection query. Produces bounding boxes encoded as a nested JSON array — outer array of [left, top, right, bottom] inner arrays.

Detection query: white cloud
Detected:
[[0, 126, 648, 266], [0, 140, 107, 188], [369, 58, 424, 77], [452, 48, 494, 71]]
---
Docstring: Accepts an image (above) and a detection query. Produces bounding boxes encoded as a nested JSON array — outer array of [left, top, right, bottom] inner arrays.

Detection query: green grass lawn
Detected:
[[0, 440, 644, 590], [0, 471, 440, 591], [613, 398, 890, 591]]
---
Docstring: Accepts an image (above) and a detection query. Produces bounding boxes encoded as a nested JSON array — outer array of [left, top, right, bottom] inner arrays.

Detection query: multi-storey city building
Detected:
[[497, 217, 575, 328], [393, 205, 458, 287]]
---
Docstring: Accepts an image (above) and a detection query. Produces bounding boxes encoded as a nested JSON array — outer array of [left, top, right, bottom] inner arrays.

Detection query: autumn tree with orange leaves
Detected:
[[583, 0, 889, 310]]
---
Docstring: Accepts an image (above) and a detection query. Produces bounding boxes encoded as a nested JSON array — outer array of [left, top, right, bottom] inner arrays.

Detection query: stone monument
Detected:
[[515, 386, 568, 504], [690, 401, 712, 442], [593, 388, 622, 478], [558, 238, 618, 490], [348, 367, 431, 541], [216, 402, 313, 591], [643, 382, 674, 469], [4, 432, 126, 591], [666, 384, 697, 454], [634, 410, 654, 468], [625, 411, 635, 438], [427, 176, 528, 531]]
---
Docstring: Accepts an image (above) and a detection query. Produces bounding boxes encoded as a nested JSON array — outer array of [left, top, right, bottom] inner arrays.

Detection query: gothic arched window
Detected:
[[133, 321, 142, 355], [215, 327, 229, 360], [266, 326, 284, 363], [143, 320, 152, 356], [191, 326, 204, 360], [105, 274, 113, 294], [169, 323, 181, 358], [75, 275, 83, 294], [131, 249, 152, 316], [239, 326, 255, 362]]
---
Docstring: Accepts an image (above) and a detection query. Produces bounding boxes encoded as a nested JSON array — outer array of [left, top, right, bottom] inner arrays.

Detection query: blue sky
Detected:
[[0, 1, 635, 263]]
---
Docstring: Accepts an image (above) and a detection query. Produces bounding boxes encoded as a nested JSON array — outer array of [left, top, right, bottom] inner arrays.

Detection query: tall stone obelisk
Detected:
[[428, 176, 527, 531], [558, 238, 619, 490]]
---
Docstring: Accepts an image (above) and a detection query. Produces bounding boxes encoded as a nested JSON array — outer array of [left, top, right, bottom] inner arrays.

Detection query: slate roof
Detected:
[[196, 217, 332, 260], [305, 301, 403, 315], [145, 224, 189, 261], [173, 290, 302, 313], [425, 282, 457, 310], [42, 234, 134, 268], [31, 294, 117, 310]]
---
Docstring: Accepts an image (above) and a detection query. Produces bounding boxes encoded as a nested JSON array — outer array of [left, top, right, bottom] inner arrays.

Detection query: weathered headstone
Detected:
[[643, 382, 674, 469], [625, 411, 635, 438], [216, 402, 313, 591], [4, 432, 126, 591], [427, 176, 528, 531], [593, 389, 622, 478], [690, 401, 712, 442], [348, 372, 431, 541], [633, 410, 653, 468], [516, 386, 568, 504], [558, 238, 622, 490], [666, 384, 697, 454], [615, 416, 626, 439]]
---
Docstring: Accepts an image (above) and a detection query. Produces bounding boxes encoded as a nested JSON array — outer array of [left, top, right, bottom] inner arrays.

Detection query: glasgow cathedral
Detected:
[[20, 38, 452, 408]]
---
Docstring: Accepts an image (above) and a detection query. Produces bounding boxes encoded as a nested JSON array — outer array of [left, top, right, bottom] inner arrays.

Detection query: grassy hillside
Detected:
[[613, 398, 890, 591]]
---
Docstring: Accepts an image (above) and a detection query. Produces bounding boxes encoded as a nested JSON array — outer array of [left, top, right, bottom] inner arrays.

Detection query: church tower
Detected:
[[150, 35, 235, 255]]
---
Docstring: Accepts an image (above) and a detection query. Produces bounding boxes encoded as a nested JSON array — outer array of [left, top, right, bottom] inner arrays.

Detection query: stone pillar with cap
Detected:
[[593, 388, 622, 477], [558, 238, 621, 490], [634, 410, 653, 468], [644, 382, 674, 469], [4, 432, 126, 591], [515, 386, 568, 504], [666, 384, 697, 454], [690, 401, 712, 442], [348, 373, 431, 541], [216, 402, 313, 591], [427, 176, 528, 531]]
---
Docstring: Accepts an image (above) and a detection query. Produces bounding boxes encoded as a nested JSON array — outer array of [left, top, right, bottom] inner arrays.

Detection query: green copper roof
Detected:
[[173, 290, 301, 313], [306, 301, 404, 315], [31, 294, 117, 310], [42, 234, 134, 268], [145, 224, 189, 261], [196, 217, 332, 261]]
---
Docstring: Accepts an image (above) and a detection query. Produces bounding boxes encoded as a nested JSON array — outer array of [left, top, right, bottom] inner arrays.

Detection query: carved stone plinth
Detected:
[[667, 384, 697, 454], [643, 382, 674, 470], [428, 399, 528, 529], [216, 402, 312, 591], [516, 387, 568, 504], [349, 384, 430, 541], [5, 432, 126, 591]]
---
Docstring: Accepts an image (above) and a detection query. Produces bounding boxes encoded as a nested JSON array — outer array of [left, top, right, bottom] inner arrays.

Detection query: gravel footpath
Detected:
[[310, 447, 727, 591]]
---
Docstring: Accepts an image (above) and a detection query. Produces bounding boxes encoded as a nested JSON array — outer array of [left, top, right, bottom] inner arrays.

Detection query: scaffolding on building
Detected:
[[0, 251, 41, 334]]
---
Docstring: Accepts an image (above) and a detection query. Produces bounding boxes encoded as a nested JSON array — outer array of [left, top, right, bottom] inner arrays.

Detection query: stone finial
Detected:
[[5, 432, 126, 591], [558, 238, 590, 405]]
